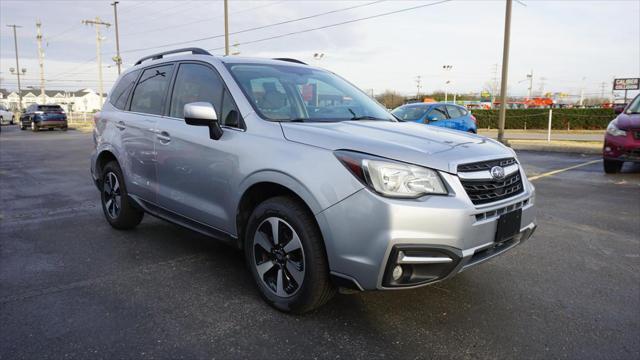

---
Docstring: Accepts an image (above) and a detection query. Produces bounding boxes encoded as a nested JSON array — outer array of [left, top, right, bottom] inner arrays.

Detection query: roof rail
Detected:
[[273, 58, 308, 65], [135, 48, 212, 65]]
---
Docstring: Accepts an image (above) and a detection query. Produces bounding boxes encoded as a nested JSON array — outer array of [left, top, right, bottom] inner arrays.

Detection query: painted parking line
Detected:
[[528, 159, 602, 182]]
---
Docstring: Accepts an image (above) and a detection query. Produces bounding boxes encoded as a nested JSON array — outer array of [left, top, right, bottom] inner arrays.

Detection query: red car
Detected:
[[603, 94, 640, 173]]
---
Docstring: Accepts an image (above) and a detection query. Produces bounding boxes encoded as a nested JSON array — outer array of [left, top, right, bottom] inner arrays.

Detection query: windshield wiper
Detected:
[[349, 115, 386, 121]]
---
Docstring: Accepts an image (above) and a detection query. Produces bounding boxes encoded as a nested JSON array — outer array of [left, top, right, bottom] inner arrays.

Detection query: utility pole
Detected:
[[490, 63, 499, 106], [7, 24, 24, 110], [443, 65, 452, 103], [600, 81, 606, 100], [526, 69, 533, 101], [36, 20, 46, 103], [415, 75, 422, 98], [497, 0, 512, 144], [111, 2, 122, 75], [224, 0, 230, 56], [82, 17, 111, 109]]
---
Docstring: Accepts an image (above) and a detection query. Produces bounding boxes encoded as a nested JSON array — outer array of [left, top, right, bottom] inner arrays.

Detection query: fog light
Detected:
[[392, 265, 403, 280]]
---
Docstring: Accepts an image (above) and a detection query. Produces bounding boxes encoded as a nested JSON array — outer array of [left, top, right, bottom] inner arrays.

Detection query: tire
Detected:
[[100, 161, 144, 230], [31, 121, 39, 132], [62, 126, 68, 132], [20, 126, 26, 130], [244, 196, 335, 314], [48, 128, 54, 131], [603, 159, 623, 174], [10, 117, 14, 125]]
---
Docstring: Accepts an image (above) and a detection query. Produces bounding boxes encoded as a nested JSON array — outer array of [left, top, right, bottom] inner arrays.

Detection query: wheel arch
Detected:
[[235, 172, 324, 250], [94, 148, 121, 182]]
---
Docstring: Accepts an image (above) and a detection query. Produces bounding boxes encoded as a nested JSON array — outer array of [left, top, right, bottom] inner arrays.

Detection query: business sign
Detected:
[[613, 78, 639, 91]]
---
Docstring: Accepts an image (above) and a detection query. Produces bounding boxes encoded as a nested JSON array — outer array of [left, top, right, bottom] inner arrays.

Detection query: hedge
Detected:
[[471, 108, 615, 130]]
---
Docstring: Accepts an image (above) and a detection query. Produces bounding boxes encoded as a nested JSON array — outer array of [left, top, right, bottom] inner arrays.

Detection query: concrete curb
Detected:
[[510, 143, 601, 154]]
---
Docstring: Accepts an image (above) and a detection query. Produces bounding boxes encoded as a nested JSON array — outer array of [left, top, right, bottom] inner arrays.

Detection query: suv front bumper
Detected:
[[316, 170, 536, 291]]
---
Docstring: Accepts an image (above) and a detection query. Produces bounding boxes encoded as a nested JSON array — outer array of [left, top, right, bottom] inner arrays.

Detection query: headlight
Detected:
[[606, 120, 626, 136], [335, 150, 447, 198]]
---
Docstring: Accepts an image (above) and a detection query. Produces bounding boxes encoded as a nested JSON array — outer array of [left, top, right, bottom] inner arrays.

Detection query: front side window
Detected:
[[169, 63, 224, 119], [391, 106, 428, 121], [227, 63, 395, 122], [130, 64, 174, 116], [427, 106, 448, 121], [446, 105, 463, 118], [110, 70, 140, 110]]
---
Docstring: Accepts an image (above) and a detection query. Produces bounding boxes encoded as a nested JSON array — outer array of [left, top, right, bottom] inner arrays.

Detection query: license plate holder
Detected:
[[495, 209, 522, 243]]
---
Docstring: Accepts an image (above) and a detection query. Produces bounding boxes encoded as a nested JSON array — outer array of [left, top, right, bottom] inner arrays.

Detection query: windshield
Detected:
[[626, 95, 640, 114], [391, 105, 429, 121], [226, 63, 395, 122]]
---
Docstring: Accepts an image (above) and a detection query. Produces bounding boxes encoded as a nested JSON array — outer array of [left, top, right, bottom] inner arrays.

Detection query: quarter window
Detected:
[[130, 64, 174, 116], [109, 70, 140, 110], [169, 63, 224, 119]]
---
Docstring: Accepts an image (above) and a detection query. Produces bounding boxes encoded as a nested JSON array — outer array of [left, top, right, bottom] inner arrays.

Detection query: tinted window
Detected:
[[427, 106, 448, 121], [130, 64, 174, 115], [169, 63, 223, 119], [446, 105, 464, 118], [37, 105, 62, 111], [110, 70, 140, 110]]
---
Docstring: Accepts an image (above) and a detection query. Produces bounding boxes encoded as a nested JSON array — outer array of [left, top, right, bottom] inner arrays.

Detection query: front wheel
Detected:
[[603, 159, 623, 174], [100, 161, 144, 229], [244, 196, 335, 313]]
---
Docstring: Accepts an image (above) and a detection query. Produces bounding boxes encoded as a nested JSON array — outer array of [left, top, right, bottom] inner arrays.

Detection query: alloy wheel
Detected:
[[103, 172, 122, 219], [253, 217, 305, 298]]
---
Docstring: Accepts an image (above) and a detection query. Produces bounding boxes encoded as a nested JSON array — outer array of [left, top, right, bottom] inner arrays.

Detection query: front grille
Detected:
[[457, 158, 517, 172], [460, 171, 524, 205]]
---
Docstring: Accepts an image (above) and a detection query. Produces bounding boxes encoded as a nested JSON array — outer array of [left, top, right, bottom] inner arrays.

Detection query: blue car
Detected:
[[391, 103, 477, 133]]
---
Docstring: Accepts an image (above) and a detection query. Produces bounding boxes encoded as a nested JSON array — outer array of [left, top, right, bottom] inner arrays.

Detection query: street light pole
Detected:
[[224, 0, 230, 56], [111, 1, 122, 75], [7, 24, 23, 110], [497, 0, 512, 145], [442, 65, 452, 103]]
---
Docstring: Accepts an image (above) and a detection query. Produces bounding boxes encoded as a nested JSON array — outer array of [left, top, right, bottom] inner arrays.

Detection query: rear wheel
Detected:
[[603, 159, 623, 174], [100, 161, 144, 229], [244, 196, 335, 313]]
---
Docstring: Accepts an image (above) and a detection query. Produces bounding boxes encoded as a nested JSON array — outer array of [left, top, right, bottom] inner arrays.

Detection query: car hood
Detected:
[[281, 121, 513, 173], [616, 113, 640, 130]]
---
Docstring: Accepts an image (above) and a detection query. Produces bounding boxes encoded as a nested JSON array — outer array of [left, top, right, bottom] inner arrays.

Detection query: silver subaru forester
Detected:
[[91, 48, 536, 313]]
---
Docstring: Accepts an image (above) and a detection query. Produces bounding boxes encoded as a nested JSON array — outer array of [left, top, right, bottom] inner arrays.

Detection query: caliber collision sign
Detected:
[[613, 78, 640, 90]]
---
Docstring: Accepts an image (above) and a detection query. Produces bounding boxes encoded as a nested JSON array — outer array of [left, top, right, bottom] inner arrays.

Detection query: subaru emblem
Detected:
[[490, 166, 505, 180]]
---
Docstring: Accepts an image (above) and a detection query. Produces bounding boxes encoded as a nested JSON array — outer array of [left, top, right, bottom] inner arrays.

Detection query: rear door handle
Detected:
[[115, 121, 126, 130], [156, 131, 171, 144]]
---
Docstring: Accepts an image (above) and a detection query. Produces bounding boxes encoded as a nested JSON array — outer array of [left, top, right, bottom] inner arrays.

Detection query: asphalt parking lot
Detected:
[[1, 125, 639, 359]]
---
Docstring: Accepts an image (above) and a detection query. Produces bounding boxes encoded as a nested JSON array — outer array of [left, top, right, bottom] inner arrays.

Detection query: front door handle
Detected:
[[115, 121, 126, 130], [156, 131, 171, 144]]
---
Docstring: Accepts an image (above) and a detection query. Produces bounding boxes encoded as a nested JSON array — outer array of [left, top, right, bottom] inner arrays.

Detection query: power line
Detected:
[[207, 0, 451, 52], [118, 0, 388, 55], [120, 1, 285, 38]]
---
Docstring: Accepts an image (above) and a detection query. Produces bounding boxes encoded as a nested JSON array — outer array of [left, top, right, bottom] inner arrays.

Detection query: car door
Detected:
[[445, 105, 465, 131], [155, 62, 243, 232], [121, 63, 175, 204]]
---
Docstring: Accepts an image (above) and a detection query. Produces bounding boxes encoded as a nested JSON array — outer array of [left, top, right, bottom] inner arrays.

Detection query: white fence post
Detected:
[[547, 109, 553, 142]]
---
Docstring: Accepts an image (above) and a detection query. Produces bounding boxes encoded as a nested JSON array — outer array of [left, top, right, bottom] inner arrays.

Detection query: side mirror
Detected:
[[184, 102, 223, 140], [613, 105, 624, 115]]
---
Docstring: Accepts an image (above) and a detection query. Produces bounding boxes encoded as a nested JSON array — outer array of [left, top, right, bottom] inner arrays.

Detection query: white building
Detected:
[[0, 88, 106, 113]]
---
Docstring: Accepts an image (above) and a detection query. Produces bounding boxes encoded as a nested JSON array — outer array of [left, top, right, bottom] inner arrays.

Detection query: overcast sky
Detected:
[[1, 0, 639, 100]]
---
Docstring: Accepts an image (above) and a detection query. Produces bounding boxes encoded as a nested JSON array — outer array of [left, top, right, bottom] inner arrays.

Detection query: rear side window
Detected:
[[169, 63, 223, 119], [109, 70, 140, 110], [130, 64, 174, 116]]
